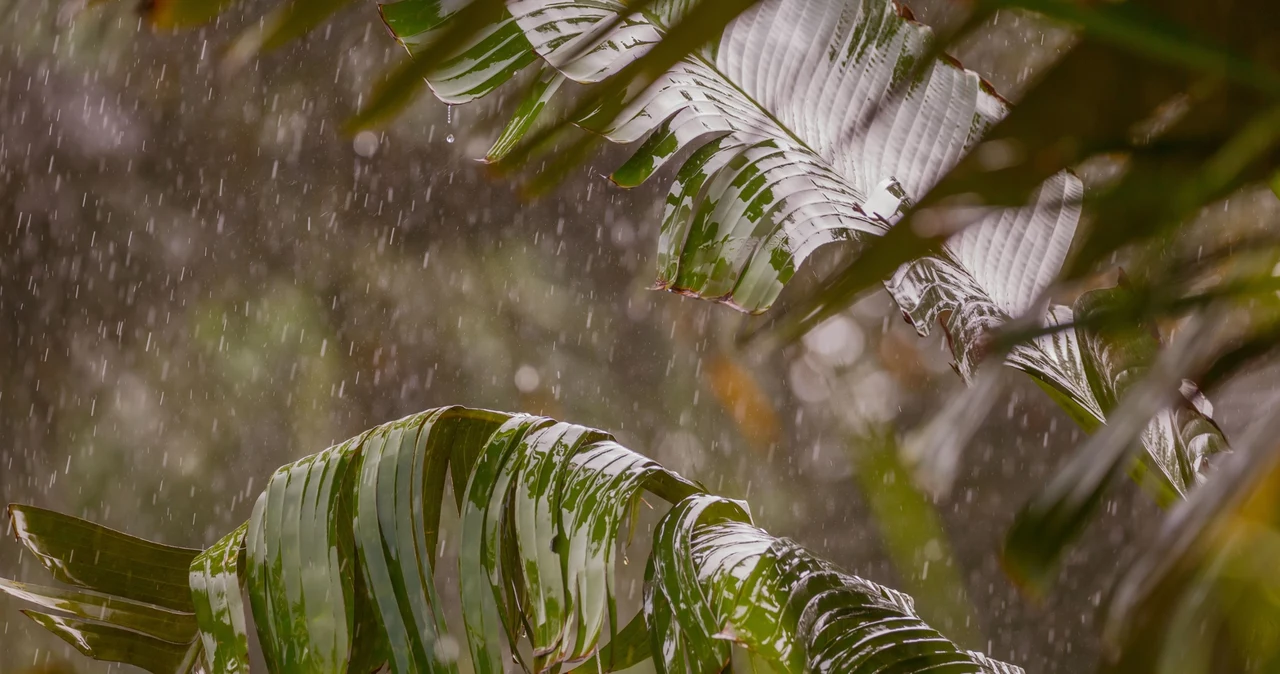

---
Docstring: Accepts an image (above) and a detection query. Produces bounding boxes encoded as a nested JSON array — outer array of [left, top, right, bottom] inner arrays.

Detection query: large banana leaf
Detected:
[[414, 0, 1080, 315], [374, 0, 1230, 578], [3, 406, 1022, 674]]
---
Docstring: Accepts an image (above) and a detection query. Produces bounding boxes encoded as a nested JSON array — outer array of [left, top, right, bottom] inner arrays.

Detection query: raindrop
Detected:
[[445, 134, 455, 144], [514, 365, 540, 392], [352, 130, 379, 158], [803, 314, 864, 366]]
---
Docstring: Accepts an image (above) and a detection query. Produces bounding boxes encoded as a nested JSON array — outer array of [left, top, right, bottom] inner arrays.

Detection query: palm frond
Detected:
[[3, 406, 1019, 674], [4, 505, 203, 674], [1101, 391, 1280, 672], [376, 0, 1244, 509]]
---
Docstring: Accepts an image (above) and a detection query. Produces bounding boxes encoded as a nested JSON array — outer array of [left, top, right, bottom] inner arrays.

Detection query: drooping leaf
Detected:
[[889, 214, 1229, 505], [376, 2, 1246, 545], [645, 494, 749, 673], [384, 0, 1079, 316], [555, 439, 697, 665], [8, 504, 201, 612], [457, 414, 552, 674], [485, 64, 567, 162], [0, 579, 197, 645], [509, 422, 612, 667], [650, 495, 1024, 673], [886, 172, 1083, 381], [1004, 312, 1232, 592], [4, 506, 204, 672], [21, 610, 202, 674], [349, 0, 518, 130], [7, 406, 1020, 674]]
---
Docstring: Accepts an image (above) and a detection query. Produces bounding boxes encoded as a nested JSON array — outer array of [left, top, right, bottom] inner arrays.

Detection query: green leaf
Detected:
[[189, 522, 250, 673], [383, 0, 1056, 316], [1004, 311, 1231, 593], [645, 494, 751, 673], [350, 0, 518, 130], [21, 610, 200, 674], [0, 578, 196, 645], [6, 406, 1019, 674], [8, 504, 201, 612], [652, 495, 1022, 673], [353, 407, 507, 673], [1074, 287, 1227, 495], [510, 422, 612, 667], [485, 65, 567, 163], [245, 429, 388, 673], [458, 414, 552, 674]]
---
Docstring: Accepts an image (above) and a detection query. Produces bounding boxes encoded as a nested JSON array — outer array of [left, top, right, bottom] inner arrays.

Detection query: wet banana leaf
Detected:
[[886, 184, 1231, 504], [352, 407, 507, 673], [381, 0, 1235, 528], [648, 494, 1024, 673], [246, 431, 373, 673], [773, 0, 1279, 355], [3, 505, 204, 672], [377, 0, 1079, 315], [457, 414, 553, 674], [8, 505, 202, 612], [485, 64, 567, 162], [885, 179, 1228, 506], [1004, 312, 1232, 592], [189, 523, 250, 673], [5, 406, 1019, 674], [0, 579, 198, 645], [21, 610, 202, 674], [1076, 288, 1228, 495], [645, 495, 746, 672], [350, 0, 522, 129], [378, 0, 539, 106], [887, 172, 1082, 383]]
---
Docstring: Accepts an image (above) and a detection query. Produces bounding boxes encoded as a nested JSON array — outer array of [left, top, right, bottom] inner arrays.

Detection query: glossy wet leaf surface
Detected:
[[5, 406, 1019, 673], [4, 505, 204, 673]]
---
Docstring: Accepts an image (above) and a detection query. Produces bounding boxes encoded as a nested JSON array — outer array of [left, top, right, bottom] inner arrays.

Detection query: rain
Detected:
[[3, 0, 1280, 672]]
